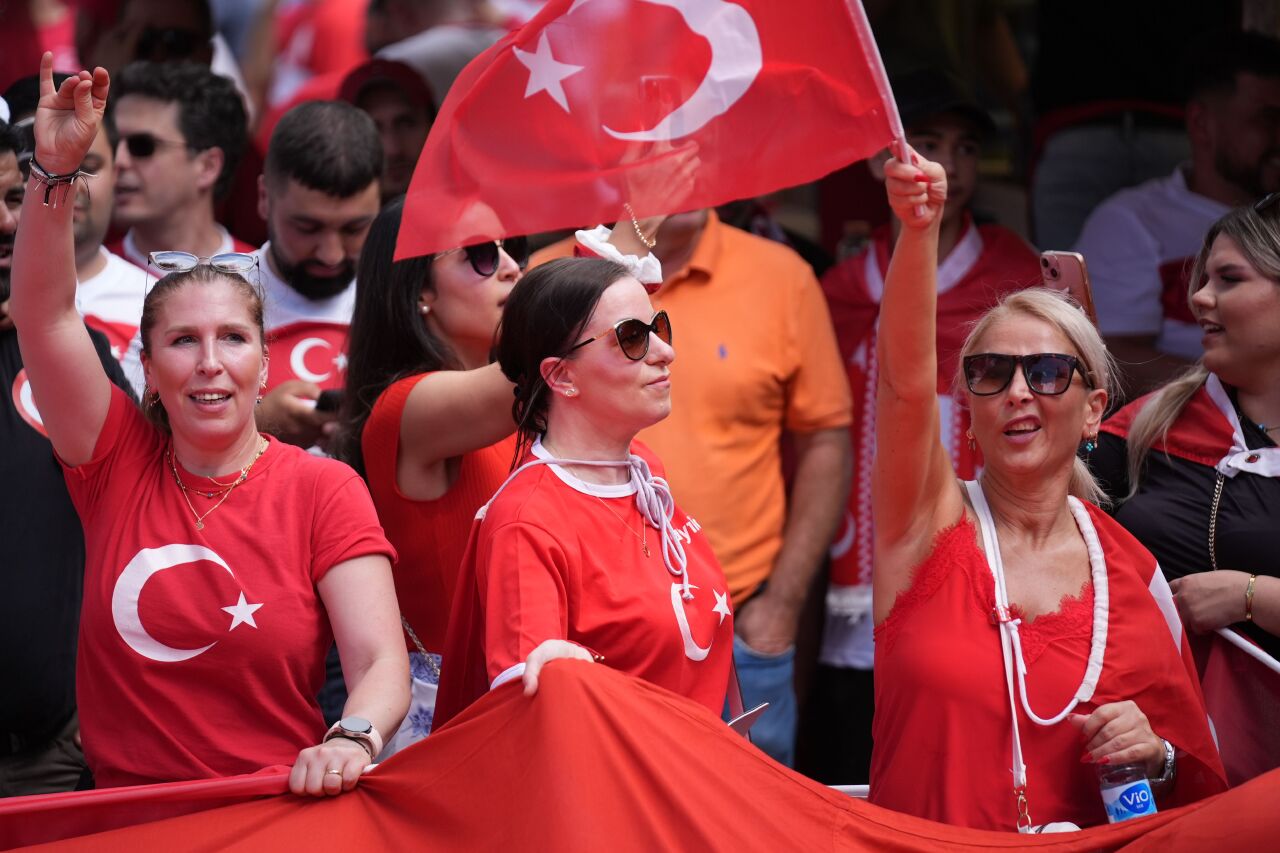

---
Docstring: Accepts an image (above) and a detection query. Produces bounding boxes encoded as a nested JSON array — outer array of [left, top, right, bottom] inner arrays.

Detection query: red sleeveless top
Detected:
[[362, 374, 515, 653], [870, 508, 1226, 830]]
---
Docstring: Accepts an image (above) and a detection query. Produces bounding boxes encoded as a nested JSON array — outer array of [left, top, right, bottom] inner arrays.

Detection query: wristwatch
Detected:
[[323, 716, 383, 760], [1151, 738, 1177, 786]]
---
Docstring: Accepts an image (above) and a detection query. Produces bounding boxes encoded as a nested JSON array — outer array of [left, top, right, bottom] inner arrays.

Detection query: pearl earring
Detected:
[[565, 388, 578, 397], [419, 304, 431, 315]]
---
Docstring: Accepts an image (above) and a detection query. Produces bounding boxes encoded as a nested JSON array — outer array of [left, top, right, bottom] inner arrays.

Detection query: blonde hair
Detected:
[[958, 288, 1118, 506], [1123, 203, 1280, 499]]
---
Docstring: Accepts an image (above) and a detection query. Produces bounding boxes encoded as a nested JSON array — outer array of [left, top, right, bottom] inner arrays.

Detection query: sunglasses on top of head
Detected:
[[962, 353, 1093, 397], [148, 251, 258, 275], [570, 311, 672, 361], [436, 237, 530, 277], [120, 133, 194, 159]]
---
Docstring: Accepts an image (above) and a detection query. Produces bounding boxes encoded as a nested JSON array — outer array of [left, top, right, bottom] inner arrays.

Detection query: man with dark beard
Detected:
[[253, 101, 382, 449], [1075, 30, 1280, 401]]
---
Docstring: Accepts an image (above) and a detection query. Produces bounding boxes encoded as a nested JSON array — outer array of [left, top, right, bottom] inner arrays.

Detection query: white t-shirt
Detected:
[[117, 225, 246, 271], [256, 242, 356, 392], [77, 248, 155, 363], [1073, 166, 1229, 361], [377, 24, 505, 104]]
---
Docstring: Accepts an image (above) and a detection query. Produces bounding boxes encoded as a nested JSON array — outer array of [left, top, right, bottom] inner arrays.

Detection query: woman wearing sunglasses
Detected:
[[867, 150, 1225, 830], [9, 57, 408, 795], [335, 201, 663, 750], [1092, 201, 1280, 701], [432, 257, 734, 728]]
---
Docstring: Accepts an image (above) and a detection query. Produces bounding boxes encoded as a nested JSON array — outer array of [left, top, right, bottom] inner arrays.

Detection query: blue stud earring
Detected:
[[1083, 437, 1097, 453]]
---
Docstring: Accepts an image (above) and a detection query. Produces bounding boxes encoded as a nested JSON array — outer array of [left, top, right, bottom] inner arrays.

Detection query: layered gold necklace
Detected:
[[167, 436, 269, 530]]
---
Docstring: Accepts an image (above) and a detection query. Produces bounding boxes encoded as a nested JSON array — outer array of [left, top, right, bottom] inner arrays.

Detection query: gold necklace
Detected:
[[596, 496, 650, 557], [168, 436, 268, 530]]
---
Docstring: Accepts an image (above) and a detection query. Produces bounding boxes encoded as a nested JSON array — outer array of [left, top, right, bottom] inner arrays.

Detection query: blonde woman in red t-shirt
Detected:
[[336, 199, 662, 751], [10, 56, 407, 794]]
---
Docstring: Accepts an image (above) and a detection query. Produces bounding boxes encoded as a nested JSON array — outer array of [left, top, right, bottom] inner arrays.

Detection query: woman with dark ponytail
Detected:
[[337, 201, 664, 749], [434, 256, 734, 727]]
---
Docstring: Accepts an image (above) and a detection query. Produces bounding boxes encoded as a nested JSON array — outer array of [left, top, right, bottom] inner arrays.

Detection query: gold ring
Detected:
[[324, 769, 342, 776]]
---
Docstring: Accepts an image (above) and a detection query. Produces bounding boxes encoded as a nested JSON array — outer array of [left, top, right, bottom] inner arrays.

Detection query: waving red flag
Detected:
[[396, 0, 900, 259]]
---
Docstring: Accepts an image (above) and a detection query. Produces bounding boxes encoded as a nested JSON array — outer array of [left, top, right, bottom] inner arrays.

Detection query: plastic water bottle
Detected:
[[1097, 763, 1157, 823]]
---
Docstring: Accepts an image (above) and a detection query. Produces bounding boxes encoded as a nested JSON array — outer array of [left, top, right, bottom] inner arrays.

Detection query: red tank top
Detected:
[[870, 510, 1225, 830], [362, 374, 515, 652]]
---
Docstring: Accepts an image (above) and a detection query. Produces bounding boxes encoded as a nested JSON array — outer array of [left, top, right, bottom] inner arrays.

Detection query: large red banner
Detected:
[[4, 664, 1280, 851], [396, 0, 900, 259]]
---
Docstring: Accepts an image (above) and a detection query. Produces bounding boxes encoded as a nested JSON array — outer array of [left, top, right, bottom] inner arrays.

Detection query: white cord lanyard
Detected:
[[964, 480, 1110, 831], [479, 450, 693, 599]]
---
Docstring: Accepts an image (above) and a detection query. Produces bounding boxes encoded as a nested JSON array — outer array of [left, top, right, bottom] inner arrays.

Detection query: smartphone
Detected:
[[1040, 251, 1098, 326], [315, 389, 344, 413]]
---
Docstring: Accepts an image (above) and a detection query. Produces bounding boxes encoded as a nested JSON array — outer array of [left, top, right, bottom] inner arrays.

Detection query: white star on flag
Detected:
[[333, 351, 349, 372], [222, 592, 264, 630], [713, 590, 731, 625], [512, 32, 583, 112]]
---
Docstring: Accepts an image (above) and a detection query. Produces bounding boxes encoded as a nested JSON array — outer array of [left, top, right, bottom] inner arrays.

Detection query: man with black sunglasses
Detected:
[[106, 61, 253, 271]]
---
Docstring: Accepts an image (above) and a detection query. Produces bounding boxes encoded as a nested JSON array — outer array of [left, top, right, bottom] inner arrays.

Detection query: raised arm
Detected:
[[871, 152, 965, 620], [9, 55, 113, 466]]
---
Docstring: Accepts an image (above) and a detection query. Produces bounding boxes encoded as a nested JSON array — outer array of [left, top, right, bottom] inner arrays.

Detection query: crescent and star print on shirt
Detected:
[[61, 387, 393, 787]]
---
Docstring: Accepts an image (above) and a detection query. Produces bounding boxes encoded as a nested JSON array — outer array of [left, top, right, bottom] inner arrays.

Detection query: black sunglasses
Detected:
[[438, 237, 530, 277], [962, 353, 1093, 396], [571, 311, 672, 361], [120, 132, 193, 159], [1254, 191, 1280, 215]]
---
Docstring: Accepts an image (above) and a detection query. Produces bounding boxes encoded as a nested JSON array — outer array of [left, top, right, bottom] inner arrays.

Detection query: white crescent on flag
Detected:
[[555, 0, 763, 142]]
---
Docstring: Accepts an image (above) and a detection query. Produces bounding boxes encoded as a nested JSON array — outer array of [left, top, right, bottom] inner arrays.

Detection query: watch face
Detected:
[[340, 716, 372, 734]]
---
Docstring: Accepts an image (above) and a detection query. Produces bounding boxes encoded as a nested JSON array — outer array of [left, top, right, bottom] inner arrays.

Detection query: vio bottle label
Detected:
[[1102, 779, 1156, 822]]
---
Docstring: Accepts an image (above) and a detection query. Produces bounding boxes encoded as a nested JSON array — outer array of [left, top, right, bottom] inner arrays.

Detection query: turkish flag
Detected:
[[1192, 628, 1280, 787], [396, 0, 900, 259]]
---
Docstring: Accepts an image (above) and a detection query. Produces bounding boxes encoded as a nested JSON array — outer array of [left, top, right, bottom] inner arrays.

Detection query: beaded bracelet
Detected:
[[29, 156, 93, 208], [623, 202, 657, 249]]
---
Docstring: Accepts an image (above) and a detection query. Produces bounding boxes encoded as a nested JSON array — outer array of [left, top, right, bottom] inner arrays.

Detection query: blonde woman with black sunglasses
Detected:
[[866, 148, 1225, 831]]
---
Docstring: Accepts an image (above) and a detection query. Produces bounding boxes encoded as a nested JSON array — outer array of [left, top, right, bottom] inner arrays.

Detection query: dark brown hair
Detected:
[[138, 266, 265, 433], [496, 257, 629, 464]]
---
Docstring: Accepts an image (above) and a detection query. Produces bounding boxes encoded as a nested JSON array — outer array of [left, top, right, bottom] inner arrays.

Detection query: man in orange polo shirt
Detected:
[[534, 209, 852, 765]]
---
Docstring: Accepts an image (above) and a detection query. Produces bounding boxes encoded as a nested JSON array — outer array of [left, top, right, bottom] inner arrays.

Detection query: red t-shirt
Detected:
[[870, 509, 1226, 829], [436, 440, 734, 726], [362, 373, 516, 653], [61, 387, 395, 787]]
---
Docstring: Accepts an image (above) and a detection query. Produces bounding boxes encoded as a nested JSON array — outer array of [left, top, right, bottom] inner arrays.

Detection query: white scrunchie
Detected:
[[574, 226, 663, 286]]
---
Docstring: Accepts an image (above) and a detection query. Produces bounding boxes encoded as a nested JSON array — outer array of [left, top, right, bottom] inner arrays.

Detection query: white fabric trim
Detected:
[[531, 438, 635, 497], [574, 226, 664, 285], [863, 221, 983, 303], [1205, 374, 1280, 478], [490, 662, 526, 690], [1217, 627, 1280, 674], [1147, 566, 1185, 651]]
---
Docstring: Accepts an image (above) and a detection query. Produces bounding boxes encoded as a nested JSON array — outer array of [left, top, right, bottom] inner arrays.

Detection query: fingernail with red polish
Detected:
[[1096, 756, 1110, 765], [913, 174, 932, 184], [1080, 752, 1093, 764]]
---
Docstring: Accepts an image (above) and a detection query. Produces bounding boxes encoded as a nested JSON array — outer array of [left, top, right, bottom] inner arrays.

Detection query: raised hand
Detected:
[[34, 52, 110, 175], [883, 145, 947, 231]]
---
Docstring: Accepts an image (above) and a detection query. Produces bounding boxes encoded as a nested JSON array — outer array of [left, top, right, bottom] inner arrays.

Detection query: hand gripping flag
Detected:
[[396, 0, 900, 259]]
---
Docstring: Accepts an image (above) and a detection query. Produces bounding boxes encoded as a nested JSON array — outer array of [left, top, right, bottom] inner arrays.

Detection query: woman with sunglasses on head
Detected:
[[9, 56, 408, 795], [868, 150, 1225, 830], [1091, 200, 1280, 681], [432, 256, 734, 728], [335, 200, 664, 750]]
